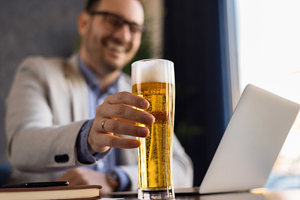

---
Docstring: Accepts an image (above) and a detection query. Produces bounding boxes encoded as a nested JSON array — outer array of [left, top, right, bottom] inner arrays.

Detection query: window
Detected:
[[236, 0, 300, 188]]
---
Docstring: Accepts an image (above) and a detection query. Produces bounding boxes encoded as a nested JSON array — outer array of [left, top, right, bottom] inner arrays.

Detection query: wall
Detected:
[[0, 0, 83, 162]]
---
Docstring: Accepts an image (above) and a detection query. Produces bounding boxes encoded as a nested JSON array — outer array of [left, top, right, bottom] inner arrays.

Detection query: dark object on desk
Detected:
[[1, 181, 69, 188], [0, 162, 11, 188], [0, 184, 102, 200]]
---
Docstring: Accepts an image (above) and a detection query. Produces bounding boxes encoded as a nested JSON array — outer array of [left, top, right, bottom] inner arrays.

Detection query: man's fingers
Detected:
[[97, 104, 155, 126], [92, 134, 141, 152], [88, 92, 155, 153], [96, 118, 149, 137], [89, 118, 149, 153], [105, 92, 149, 109]]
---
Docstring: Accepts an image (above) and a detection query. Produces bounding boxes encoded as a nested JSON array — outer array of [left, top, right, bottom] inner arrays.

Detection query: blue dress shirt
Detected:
[[75, 56, 130, 191]]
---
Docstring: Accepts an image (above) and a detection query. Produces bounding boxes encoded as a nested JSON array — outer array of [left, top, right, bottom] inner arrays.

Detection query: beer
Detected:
[[132, 82, 175, 189], [131, 59, 175, 199]]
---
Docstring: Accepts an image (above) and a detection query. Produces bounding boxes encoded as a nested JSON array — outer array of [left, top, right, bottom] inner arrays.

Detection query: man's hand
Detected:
[[88, 92, 155, 154], [56, 168, 114, 194]]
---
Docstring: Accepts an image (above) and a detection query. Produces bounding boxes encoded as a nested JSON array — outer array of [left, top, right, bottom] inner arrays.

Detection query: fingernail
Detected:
[[138, 128, 149, 137], [133, 140, 141, 147], [145, 115, 155, 124], [140, 100, 149, 109]]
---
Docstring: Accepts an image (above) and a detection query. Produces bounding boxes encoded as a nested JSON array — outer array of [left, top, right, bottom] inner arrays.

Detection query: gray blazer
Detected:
[[5, 54, 193, 190]]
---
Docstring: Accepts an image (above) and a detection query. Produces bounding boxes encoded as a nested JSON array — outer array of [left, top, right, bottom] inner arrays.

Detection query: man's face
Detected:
[[79, 0, 144, 74]]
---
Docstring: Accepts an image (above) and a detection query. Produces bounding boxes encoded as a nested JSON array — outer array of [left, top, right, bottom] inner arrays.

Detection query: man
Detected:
[[5, 0, 193, 194]]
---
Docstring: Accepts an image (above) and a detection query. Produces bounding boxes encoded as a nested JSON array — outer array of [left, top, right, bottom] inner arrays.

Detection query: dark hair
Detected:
[[85, 0, 144, 12], [85, 0, 101, 12]]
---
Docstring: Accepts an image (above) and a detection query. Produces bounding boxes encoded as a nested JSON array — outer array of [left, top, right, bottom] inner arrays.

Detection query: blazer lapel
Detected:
[[64, 54, 89, 121], [64, 55, 131, 121]]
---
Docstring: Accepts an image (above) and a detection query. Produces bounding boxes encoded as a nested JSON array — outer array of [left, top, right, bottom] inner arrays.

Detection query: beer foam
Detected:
[[131, 59, 175, 85]]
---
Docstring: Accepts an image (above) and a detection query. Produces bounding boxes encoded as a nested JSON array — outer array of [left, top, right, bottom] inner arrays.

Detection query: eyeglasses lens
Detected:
[[104, 15, 123, 32], [102, 14, 143, 39]]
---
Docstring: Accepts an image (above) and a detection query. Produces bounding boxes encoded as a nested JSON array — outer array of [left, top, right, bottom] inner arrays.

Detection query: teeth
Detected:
[[107, 42, 126, 53]]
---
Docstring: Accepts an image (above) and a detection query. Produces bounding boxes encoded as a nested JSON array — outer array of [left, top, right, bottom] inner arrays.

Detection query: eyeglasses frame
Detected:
[[88, 11, 146, 35]]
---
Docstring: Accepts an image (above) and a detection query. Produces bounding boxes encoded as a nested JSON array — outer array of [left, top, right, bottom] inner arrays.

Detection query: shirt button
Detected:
[[98, 160, 104, 168]]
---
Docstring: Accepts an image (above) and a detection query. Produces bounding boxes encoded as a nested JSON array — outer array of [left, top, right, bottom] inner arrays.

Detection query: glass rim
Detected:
[[132, 58, 174, 66]]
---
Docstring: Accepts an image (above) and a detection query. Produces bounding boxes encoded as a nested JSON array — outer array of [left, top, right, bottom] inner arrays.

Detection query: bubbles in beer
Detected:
[[133, 82, 175, 189]]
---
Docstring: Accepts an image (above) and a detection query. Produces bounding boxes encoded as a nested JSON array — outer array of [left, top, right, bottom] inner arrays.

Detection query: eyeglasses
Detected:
[[88, 11, 145, 39]]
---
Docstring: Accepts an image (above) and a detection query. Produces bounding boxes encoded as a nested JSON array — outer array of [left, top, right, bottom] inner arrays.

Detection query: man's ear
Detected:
[[77, 11, 91, 37]]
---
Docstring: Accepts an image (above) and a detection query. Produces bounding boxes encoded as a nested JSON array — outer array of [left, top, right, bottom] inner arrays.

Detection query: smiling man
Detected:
[[79, 0, 144, 89], [5, 0, 193, 194]]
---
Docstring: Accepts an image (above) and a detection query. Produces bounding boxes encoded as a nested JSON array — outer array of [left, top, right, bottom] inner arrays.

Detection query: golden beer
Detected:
[[132, 59, 175, 199], [133, 82, 175, 189]]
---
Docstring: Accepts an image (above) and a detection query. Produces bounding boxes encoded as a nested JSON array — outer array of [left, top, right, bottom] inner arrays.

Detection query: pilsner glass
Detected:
[[131, 59, 175, 199]]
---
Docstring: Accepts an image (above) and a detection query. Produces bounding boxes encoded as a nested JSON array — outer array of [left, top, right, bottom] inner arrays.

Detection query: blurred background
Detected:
[[1, 0, 300, 188]]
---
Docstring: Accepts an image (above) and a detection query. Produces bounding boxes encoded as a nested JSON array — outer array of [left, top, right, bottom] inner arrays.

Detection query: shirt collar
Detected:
[[77, 56, 120, 97]]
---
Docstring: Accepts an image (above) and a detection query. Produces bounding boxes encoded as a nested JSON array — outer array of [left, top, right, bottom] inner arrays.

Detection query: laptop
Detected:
[[110, 84, 300, 196]]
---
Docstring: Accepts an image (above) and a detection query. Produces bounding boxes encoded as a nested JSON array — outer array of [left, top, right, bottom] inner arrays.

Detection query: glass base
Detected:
[[138, 188, 175, 199]]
